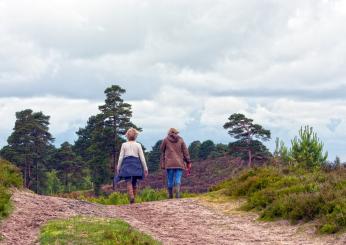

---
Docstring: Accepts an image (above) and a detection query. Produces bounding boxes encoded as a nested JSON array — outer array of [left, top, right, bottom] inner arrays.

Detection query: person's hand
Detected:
[[186, 163, 192, 176], [144, 169, 148, 177]]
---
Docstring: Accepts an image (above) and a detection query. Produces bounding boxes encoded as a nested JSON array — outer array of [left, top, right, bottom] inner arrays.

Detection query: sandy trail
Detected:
[[0, 190, 345, 245]]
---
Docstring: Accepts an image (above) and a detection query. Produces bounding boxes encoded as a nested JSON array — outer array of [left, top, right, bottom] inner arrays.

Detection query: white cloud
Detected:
[[0, 97, 100, 145], [1, 0, 346, 158]]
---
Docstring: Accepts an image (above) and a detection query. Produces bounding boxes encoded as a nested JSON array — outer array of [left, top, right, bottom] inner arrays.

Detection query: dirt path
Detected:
[[1, 190, 345, 245]]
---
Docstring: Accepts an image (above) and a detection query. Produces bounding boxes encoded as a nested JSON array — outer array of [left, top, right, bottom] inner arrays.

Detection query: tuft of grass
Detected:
[[0, 159, 22, 221], [212, 165, 346, 234], [39, 216, 161, 245], [72, 187, 196, 205]]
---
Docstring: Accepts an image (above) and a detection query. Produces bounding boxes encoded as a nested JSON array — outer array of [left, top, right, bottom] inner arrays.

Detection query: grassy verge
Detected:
[[0, 159, 22, 221], [62, 187, 196, 205], [211, 165, 346, 234], [39, 216, 161, 245]]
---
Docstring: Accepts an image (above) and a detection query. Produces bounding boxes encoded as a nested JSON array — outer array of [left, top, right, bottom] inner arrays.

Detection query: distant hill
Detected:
[[103, 156, 244, 194]]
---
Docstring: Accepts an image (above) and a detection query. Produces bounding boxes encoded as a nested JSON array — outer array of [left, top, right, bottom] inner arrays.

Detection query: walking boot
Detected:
[[175, 184, 181, 198], [168, 187, 173, 199]]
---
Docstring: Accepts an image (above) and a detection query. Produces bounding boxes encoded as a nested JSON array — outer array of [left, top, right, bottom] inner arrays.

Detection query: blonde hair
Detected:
[[168, 128, 179, 135], [126, 128, 139, 141]]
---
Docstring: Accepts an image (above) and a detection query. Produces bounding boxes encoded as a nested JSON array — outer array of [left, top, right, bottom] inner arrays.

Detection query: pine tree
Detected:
[[52, 142, 86, 192], [188, 141, 201, 161], [198, 140, 216, 160], [147, 140, 162, 172], [224, 113, 270, 167], [290, 126, 328, 168], [98, 85, 140, 175], [0, 109, 54, 193], [74, 85, 139, 194]]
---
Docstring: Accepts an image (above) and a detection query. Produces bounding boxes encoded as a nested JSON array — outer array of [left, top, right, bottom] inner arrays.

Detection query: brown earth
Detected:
[[1, 189, 346, 245]]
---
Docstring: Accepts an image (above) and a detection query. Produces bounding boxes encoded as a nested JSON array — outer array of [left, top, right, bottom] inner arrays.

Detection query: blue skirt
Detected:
[[115, 156, 144, 183]]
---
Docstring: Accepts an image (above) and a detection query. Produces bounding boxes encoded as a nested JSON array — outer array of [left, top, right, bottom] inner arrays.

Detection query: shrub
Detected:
[[0, 159, 23, 188], [0, 159, 23, 220], [290, 126, 328, 169], [217, 165, 346, 233]]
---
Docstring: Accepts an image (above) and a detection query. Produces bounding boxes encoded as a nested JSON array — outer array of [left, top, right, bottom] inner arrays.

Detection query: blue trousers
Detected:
[[166, 169, 183, 188]]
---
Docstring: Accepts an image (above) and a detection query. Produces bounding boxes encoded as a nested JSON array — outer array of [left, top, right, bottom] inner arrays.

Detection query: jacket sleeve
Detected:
[[117, 144, 125, 172], [160, 139, 166, 169], [138, 144, 148, 171], [181, 140, 191, 164]]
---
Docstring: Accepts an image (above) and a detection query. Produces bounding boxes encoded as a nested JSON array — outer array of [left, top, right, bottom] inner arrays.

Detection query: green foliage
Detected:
[[44, 170, 64, 195], [198, 140, 216, 160], [290, 126, 328, 168], [224, 113, 271, 166], [50, 142, 90, 193], [40, 216, 161, 245], [72, 188, 192, 205], [273, 138, 291, 165], [136, 188, 167, 202], [147, 140, 162, 172], [215, 165, 346, 233], [0, 187, 11, 221], [74, 85, 139, 194], [0, 109, 54, 193], [188, 141, 201, 161], [228, 140, 272, 162], [0, 159, 23, 188], [0, 159, 23, 220]]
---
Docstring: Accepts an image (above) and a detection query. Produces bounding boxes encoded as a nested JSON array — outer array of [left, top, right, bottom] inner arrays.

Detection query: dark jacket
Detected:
[[160, 134, 191, 169], [116, 156, 144, 183]]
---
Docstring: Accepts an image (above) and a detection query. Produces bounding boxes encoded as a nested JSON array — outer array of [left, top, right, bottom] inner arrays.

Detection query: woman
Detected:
[[117, 128, 148, 204], [160, 128, 192, 198]]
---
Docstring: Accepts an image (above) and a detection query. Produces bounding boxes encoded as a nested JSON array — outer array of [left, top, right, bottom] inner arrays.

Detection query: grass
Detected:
[[39, 216, 161, 245], [65, 187, 196, 205], [0, 159, 22, 221], [211, 165, 346, 234]]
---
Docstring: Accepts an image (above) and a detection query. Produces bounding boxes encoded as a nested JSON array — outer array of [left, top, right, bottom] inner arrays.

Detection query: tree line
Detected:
[[0, 84, 275, 195]]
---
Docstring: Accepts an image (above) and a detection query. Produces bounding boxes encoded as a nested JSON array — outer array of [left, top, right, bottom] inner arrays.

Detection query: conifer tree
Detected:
[[224, 113, 270, 167], [0, 109, 53, 193]]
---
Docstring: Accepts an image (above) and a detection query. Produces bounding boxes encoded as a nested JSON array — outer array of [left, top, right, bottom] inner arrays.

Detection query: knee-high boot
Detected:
[[175, 184, 181, 198], [133, 184, 137, 198], [126, 182, 135, 204], [168, 187, 173, 199]]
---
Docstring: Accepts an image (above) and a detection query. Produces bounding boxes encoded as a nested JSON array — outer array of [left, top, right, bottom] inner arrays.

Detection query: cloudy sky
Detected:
[[1, 0, 346, 159]]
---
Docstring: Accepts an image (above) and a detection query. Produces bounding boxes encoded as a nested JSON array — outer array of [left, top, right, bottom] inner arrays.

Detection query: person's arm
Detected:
[[181, 140, 191, 165], [160, 139, 166, 169], [117, 144, 125, 174], [138, 144, 148, 172]]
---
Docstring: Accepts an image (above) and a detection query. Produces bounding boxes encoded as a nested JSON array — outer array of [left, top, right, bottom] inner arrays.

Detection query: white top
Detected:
[[117, 141, 148, 171]]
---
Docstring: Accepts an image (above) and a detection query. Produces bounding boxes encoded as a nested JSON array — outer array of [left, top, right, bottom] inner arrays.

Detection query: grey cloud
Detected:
[[211, 85, 346, 101]]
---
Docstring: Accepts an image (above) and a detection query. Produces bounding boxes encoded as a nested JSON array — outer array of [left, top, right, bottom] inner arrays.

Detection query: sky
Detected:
[[1, 0, 346, 160]]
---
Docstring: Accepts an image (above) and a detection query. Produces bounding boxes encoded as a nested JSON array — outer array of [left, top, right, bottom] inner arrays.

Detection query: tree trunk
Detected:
[[112, 147, 116, 190], [247, 129, 252, 168], [34, 158, 38, 193], [28, 161, 32, 189], [24, 158, 28, 188], [248, 149, 252, 167]]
